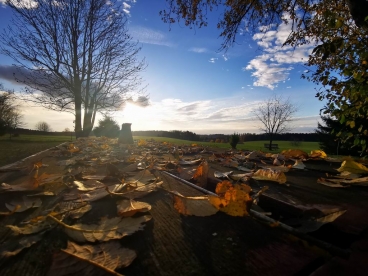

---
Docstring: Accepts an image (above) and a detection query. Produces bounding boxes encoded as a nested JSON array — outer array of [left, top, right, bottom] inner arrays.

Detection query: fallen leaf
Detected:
[[117, 199, 151, 217], [309, 150, 327, 159], [281, 149, 308, 159], [293, 160, 306, 170], [1, 167, 40, 192], [317, 178, 350, 188], [214, 171, 233, 179], [229, 173, 252, 182], [0, 231, 45, 260], [48, 215, 152, 242], [209, 182, 252, 217], [5, 196, 42, 212], [73, 180, 105, 191], [297, 210, 347, 233], [48, 241, 136, 276], [192, 160, 208, 188], [252, 169, 287, 184], [66, 184, 125, 202], [7, 217, 56, 235], [106, 181, 163, 199], [337, 160, 368, 174], [170, 191, 218, 217], [245, 151, 264, 160], [178, 159, 202, 165], [273, 158, 281, 166], [0, 205, 21, 216]]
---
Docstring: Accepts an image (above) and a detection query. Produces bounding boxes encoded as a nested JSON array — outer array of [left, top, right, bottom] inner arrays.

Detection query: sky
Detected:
[[0, 0, 325, 134]]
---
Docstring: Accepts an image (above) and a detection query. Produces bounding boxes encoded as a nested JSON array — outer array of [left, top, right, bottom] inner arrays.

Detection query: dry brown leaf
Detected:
[[192, 160, 208, 188], [48, 215, 152, 242], [68, 184, 125, 202], [252, 169, 287, 184], [0, 205, 21, 216], [170, 191, 218, 217], [178, 159, 202, 165], [5, 196, 42, 212], [1, 167, 40, 192], [0, 231, 45, 260], [7, 217, 56, 235], [281, 149, 308, 159], [297, 210, 347, 233], [117, 199, 151, 217], [73, 180, 105, 191], [209, 182, 252, 217], [48, 241, 136, 276], [106, 181, 163, 199], [317, 178, 350, 188]]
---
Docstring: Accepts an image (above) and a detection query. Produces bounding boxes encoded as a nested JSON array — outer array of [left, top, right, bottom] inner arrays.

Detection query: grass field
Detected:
[[133, 136, 320, 153], [0, 135, 72, 167], [0, 134, 321, 167]]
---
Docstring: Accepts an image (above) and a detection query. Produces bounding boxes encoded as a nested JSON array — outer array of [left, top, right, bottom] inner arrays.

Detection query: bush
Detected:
[[93, 116, 120, 138], [229, 133, 240, 149]]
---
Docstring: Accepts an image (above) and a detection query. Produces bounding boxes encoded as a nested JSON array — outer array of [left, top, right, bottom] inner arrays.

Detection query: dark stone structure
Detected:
[[118, 123, 134, 144]]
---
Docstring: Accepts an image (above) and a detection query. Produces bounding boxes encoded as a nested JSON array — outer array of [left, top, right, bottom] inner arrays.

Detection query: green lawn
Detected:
[[0, 134, 321, 167], [133, 136, 320, 153], [0, 135, 72, 167]]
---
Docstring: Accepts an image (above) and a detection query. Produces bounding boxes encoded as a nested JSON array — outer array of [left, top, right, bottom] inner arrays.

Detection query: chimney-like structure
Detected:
[[118, 123, 134, 144]]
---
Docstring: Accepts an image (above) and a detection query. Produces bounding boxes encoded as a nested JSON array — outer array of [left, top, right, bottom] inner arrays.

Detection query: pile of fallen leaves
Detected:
[[0, 137, 366, 274]]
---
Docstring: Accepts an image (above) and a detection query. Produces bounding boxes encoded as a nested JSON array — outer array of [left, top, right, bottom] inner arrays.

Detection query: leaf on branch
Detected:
[[48, 241, 136, 276], [169, 190, 218, 217], [48, 215, 152, 242], [117, 199, 151, 217], [5, 196, 42, 212], [252, 169, 287, 184]]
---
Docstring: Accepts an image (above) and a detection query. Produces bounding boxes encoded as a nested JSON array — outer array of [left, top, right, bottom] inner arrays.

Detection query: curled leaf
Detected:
[[117, 199, 151, 217], [5, 196, 42, 212], [337, 160, 368, 174], [281, 149, 308, 159], [192, 160, 208, 188], [48, 215, 152, 242], [253, 169, 287, 184], [170, 191, 218, 217], [48, 241, 136, 276]]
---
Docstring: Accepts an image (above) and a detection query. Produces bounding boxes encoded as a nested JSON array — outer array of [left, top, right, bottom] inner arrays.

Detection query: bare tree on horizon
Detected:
[[254, 95, 298, 150]]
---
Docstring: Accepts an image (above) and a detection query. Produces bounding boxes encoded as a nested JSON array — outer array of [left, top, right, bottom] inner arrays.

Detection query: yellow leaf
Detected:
[[309, 150, 327, 159], [252, 169, 287, 184], [209, 182, 252, 217], [337, 160, 368, 174], [281, 149, 308, 159]]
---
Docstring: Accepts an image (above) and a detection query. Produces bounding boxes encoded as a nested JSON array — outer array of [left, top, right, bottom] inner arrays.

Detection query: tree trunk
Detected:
[[269, 134, 273, 151], [74, 89, 83, 138]]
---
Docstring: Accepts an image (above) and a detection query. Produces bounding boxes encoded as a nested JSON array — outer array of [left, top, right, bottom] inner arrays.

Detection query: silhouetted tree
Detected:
[[93, 116, 120, 138], [35, 121, 52, 132]]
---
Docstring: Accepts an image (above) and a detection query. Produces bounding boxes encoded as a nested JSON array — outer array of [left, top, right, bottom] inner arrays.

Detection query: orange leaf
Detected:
[[192, 160, 208, 188]]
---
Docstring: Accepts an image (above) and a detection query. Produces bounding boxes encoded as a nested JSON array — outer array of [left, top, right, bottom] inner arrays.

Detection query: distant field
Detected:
[[0, 134, 321, 167], [133, 136, 321, 153], [0, 135, 72, 167]]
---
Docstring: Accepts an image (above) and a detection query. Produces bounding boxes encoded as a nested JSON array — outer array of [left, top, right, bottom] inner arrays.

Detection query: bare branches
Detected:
[[1, 0, 147, 137], [254, 95, 298, 149]]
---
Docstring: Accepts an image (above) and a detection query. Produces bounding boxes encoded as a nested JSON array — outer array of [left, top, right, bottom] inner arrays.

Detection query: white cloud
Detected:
[[188, 47, 208, 53], [208, 58, 218, 63], [245, 15, 314, 89], [0, 0, 37, 9], [130, 26, 174, 47]]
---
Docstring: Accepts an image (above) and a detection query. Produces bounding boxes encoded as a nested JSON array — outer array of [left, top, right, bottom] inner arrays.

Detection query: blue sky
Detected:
[[0, 0, 324, 134]]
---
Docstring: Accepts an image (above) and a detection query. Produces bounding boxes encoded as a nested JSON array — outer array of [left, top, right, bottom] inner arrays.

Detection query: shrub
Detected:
[[229, 133, 240, 149]]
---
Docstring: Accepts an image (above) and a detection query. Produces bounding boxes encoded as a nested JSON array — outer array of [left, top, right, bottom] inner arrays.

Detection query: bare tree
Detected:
[[1, 0, 146, 137], [35, 121, 52, 132], [0, 83, 25, 137], [254, 96, 298, 150]]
